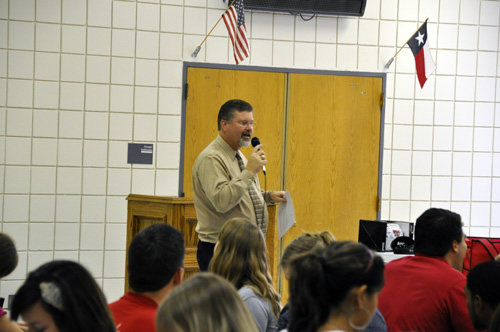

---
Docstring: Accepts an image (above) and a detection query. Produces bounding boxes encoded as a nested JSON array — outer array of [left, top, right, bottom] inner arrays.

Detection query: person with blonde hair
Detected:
[[211, 218, 280, 332], [286, 241, 385, 332], [156, 273, 259, 332], [278, 231, 336, 330]]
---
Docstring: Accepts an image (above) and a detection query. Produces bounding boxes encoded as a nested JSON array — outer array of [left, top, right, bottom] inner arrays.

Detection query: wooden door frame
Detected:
[[179, 62, 387, 221]]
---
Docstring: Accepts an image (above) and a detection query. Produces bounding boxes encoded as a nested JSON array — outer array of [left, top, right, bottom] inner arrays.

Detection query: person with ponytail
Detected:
[[211, 218, 281, 332], [278, 231, 336, 331], [286, 241, 385, 332]]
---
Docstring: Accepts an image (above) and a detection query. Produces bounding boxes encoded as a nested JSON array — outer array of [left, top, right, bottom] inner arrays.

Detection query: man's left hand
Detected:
[[270, 191, 287, 203]]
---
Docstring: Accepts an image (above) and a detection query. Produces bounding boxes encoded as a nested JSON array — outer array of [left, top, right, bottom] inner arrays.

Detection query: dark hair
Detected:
[[414, 208, 463, 257], [217, 99, 253, 131], [467, 260, 500, 310], [128, 223, 185, 292], [0, 233, 18, 278], [11, 260, 115, 332], [288, 241, 385, 332]]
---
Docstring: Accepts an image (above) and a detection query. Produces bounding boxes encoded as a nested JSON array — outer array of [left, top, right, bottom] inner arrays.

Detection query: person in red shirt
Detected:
[[109, 224, 185, 332], [378, 208, 475, 332]]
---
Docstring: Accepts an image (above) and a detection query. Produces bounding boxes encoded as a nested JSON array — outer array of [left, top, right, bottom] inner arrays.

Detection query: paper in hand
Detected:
[[278, 190, 296, 239]]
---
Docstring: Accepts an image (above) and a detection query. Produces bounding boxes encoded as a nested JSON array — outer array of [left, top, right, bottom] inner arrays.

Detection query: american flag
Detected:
[[222, 0, 249, 64]]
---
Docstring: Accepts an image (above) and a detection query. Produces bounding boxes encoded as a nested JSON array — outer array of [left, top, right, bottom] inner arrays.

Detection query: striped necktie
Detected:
[[235, 152, 265, 232]]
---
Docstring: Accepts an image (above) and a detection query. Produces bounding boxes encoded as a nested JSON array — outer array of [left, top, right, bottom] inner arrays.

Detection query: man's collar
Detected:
[[216, 135, 240, 158]]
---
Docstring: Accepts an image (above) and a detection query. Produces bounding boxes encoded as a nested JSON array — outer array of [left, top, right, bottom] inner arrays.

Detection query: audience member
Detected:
[[278, 231, 336, 331], [287, 241, 384, 332], [211, 218, 280, 332], [378, 208, 475, 332], [10, 260, 115, 332], [465, 260, 500, 332], [0, 233, 26, 332], [156, 273, 259, 332], [109, 223, 185, 332]]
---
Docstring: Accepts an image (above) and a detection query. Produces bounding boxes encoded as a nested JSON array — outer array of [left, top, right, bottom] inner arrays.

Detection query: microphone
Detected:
[[251, 137, 266, 175]]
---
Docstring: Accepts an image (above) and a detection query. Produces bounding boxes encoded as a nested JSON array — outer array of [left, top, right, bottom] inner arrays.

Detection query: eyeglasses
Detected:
[[233, 120, 256, 128]]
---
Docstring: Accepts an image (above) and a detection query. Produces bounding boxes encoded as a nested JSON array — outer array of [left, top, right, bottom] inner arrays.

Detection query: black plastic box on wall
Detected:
[[243, 0, 367, 17], [358, 220, 415, 252]]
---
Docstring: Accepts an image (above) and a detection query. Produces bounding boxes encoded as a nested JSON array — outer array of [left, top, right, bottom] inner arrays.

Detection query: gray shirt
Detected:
[[239, 286, 278, 332]]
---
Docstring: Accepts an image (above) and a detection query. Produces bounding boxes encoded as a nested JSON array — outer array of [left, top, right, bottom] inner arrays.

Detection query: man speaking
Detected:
[[192, 99, 286, 271]]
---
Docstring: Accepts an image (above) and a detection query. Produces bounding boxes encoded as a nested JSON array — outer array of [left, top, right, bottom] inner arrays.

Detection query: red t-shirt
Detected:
[[109, 292, 158, 332], [378, 255, 476, 332]]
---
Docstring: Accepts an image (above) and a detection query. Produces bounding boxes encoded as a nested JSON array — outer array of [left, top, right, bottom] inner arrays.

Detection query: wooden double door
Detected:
[[181, 66, 384, 295]]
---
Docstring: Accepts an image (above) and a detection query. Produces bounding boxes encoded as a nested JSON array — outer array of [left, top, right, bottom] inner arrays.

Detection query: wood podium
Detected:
[[125, 194, 279, 291]]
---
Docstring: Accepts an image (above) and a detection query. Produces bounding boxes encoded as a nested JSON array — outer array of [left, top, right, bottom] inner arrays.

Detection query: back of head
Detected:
[[0, 233, 18, 278], [128, 223, 185, 293], [211, 218, 268, 289], [280, 231, 336, 269], [11, 260, 115, 332], [217, 99, 253, 130], [156, 273, 259, 332], [288, 241, 385, 332], [414, 208, 463, 257], [467, 260, 500, 311], [210, 218, 280, 316]]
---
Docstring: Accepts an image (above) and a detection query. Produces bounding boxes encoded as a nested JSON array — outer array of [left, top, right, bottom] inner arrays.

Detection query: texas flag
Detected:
[[408, 22, 436, 88]]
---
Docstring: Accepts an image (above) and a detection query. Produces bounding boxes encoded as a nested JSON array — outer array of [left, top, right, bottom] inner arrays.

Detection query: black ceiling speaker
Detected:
[[243, 0, 367, 17]]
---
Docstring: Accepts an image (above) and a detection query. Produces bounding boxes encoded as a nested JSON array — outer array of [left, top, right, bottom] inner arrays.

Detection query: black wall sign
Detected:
[[127, 143, 153, 165]]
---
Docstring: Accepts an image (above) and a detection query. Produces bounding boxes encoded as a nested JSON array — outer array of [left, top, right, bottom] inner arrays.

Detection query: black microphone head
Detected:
[[251, 137, 261, 147]]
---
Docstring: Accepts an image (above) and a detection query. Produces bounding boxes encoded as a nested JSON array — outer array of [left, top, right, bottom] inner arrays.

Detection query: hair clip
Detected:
[[365, 249, 374, 273], [40, 282, 64, 311]]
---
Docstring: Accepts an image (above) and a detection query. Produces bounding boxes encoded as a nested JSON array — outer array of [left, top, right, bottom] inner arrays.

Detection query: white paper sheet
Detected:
[[277, 190, 296, 239]]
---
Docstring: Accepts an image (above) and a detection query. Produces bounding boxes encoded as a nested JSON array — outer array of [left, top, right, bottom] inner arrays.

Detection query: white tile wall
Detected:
[[55, 195, 81, 222], [55, 223, 80, 250], [31, 167, 56, 194], [31, 138, 57, 166], [36, 24, 61, 52], [79, 251, 104, 278], [34, 82, 59, 109], [82, 168, 107, 195], [36, 0, 62, 23], [30, 195, 56, 222], [61, 25, 85, 54], [88, 0, 111, 27], [1, 0, 499, 300], [81, 196, 106, 223], [87, 56, 111, 84]]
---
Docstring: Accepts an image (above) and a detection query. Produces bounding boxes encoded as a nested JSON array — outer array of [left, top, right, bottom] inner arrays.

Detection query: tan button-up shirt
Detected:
[[192, 135, 270, 243]]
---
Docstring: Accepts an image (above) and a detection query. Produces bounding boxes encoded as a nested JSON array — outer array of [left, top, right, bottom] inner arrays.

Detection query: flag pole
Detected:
[[384, 18, 429, 69], [192, 0, 238, 57]]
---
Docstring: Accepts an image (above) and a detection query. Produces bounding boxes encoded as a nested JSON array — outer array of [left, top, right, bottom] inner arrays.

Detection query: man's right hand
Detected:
[[246, 144, 267, 176]]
